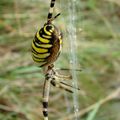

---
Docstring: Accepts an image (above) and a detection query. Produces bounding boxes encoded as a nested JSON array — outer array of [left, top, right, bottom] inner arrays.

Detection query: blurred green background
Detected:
[[0, 0, 120, 120]]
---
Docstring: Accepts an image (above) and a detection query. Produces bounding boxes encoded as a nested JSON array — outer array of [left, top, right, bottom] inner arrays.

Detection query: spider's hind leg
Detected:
[[50, 77, 74, 93]]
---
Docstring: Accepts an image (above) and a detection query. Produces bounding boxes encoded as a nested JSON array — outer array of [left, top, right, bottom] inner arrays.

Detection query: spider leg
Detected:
[[42, 71, 53, 120], [50, 76, 74, 93], [51, 70, 80, 92], [60, 81, 80, 90], [53, 69, 72, 80]]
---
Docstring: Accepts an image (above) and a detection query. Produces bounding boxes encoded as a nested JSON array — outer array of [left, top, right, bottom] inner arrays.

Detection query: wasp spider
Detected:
[[31, 0, 79, 119]]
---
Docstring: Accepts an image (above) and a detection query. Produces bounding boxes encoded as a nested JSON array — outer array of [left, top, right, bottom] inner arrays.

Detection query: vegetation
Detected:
[[0, 0, 120, 120]]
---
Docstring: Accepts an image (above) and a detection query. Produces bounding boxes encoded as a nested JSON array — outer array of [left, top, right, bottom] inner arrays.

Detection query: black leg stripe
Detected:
[[43, 111, 48, 117], [43, 102, 48, 108], [48, 13, 52, 19], [50, 2, 55, 7], [51, 80, 56, 86], [65, 89, 73, 93], [45, 74, 50, 80]]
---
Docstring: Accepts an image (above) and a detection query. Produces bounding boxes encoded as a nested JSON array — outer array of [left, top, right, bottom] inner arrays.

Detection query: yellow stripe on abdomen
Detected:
[[32, 56, 45, 62], [32, 53, 50, 59], [34, 40, 52, 48], [36, 32, 50, 43], [44, 26, 52, 35], [32, 42, 48, 53], [32, 56, 47, 66], [42, 34, 52, 39]]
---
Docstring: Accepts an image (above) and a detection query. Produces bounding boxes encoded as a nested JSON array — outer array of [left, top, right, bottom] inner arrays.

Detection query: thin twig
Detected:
[[59, 87, 120, 120]]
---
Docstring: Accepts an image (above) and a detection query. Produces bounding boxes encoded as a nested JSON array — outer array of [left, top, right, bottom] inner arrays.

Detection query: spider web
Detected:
[[59, 0, 80, 120], [67, 0, 80, 120]]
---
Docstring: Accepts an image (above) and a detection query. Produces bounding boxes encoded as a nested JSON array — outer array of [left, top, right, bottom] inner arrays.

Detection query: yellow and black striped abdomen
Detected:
[[31, 24, 62, 67]]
